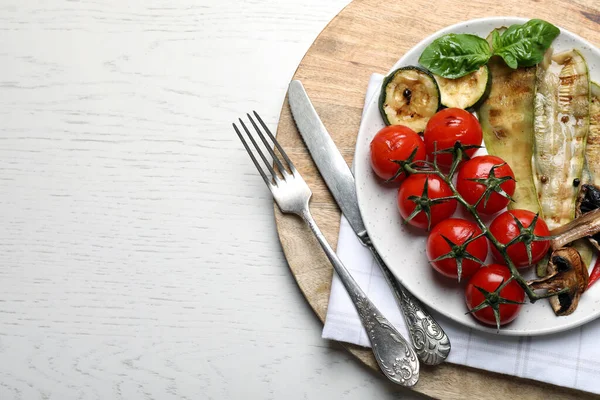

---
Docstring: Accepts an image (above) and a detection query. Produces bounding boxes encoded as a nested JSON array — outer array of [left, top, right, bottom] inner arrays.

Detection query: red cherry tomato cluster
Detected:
[[369, 107, 551, 328]]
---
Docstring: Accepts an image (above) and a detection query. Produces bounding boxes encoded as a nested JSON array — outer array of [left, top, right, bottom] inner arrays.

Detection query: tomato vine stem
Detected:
[[403, 145, 569, 303]]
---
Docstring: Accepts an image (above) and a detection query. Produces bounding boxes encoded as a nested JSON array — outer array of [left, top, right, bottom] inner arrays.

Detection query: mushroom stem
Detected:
[[549, 208, 600, 251]]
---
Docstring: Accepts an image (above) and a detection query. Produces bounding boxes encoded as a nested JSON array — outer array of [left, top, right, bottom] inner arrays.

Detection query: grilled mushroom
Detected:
[[528, 247, 589, 316], [550, 207, 600, 251], [573, 183, 600, 251]]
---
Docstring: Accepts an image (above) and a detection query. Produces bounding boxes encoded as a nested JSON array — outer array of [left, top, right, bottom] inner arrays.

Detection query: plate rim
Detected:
[[354, 15, 600, 336]]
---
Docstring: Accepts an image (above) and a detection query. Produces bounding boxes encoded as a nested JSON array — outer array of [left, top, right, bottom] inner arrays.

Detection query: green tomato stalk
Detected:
[[396, 142, 569, 330]]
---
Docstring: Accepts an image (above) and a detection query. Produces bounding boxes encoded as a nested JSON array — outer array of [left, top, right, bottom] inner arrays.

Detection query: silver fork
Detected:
[[234, 111, 419, 387]]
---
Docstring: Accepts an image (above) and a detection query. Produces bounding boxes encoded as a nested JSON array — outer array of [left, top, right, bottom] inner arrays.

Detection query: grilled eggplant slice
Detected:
[[434, 65, 490, 109], [477, 58, 539, 212], [532, 49, 590, 230], [379, 66, 441, 132]]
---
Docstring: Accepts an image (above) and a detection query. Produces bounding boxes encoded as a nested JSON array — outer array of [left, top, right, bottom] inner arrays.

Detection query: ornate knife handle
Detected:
[[350, 290, 420, 387], [301, 210, 419, 387], [369, 246, 451, 365]]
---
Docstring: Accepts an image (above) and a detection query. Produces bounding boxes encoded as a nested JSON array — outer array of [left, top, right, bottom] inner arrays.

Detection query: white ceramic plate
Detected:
[[355, 17, 600, 335]]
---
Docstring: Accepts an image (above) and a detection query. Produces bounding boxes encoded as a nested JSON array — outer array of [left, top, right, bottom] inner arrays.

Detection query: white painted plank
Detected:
[[0, 1, 422, 398]]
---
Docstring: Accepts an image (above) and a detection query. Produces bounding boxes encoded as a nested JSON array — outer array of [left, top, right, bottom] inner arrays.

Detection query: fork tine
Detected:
[[253, 111, 297, 173], [238, 118, 280, 183], [233, 122, 273, 190], [247, 113, 288, 176]]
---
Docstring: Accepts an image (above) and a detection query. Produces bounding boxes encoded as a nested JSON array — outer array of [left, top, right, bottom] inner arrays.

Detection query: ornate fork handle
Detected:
[[368, 247, 451, 365], [301, 209, 419, 387], [233, 111, 418, 386]]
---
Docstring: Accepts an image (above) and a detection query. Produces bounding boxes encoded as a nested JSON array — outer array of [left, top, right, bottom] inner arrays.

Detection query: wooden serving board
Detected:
[[274, 1, 600, 398]]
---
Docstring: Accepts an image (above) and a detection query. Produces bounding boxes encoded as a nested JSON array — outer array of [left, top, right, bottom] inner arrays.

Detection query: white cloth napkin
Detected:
[[322, 73, 600, 395]]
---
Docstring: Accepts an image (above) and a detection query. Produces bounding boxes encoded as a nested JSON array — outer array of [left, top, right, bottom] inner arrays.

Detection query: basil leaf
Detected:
[[419, 33, 492, 79], [493, 19, 560, 68], [491, 30, 502, 53], [501, 52, 518, 69]]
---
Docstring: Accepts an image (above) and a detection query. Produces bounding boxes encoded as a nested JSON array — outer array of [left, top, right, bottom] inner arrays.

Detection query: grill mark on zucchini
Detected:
[[583, 82, 600, 180]]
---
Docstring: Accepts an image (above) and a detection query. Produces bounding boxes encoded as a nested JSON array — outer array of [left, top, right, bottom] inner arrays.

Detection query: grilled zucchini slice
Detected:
[[584, 82, 600, 183], [478, 28, 540, 213], [574, 82, 600, 267], [533, 49, 590, 231], [434, 65, 490, 109], [533, 50, 592, 281], [379, 66, 441, 132], [592, 82, 600, 149], [477, 63, 539, 212]]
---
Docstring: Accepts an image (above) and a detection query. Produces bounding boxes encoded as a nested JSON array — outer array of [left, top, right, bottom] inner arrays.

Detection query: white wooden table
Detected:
[[0, 1, 423, 399]]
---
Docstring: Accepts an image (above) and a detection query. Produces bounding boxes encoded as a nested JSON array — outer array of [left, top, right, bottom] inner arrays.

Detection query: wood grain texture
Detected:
[[275, 0, 600, 398], [0, 1, 435, 399]]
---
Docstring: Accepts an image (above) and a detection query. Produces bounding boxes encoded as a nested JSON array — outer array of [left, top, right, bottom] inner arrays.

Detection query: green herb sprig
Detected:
[[419, 19, 560, 79]]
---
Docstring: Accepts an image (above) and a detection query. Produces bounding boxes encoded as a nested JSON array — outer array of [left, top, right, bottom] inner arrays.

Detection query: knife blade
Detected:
[[288, 79, 451, 365], [287, 81, 368, 243]]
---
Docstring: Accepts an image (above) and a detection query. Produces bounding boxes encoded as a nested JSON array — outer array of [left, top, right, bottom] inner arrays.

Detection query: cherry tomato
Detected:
[[456, 155, 516, 215], [423, 108, 483, 168], [397, 174, 457, 230], [465, 264, 525, 326], [488, 210, 551, 268], [426, 218, 488, 280], [370, 125, 426, 182]]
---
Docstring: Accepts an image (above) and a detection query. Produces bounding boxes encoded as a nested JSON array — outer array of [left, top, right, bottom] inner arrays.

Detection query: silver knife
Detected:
[[288, 80, 451, 365]]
